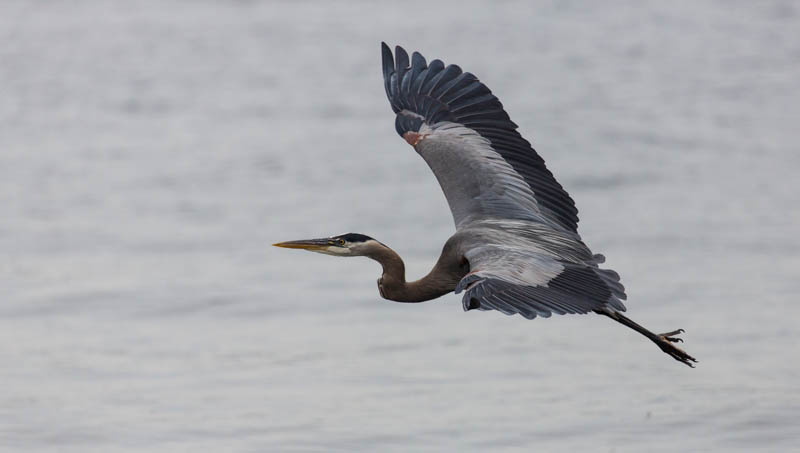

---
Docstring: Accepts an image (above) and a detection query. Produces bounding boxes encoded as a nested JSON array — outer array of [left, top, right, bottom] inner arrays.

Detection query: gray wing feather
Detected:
[[415, 123, 551, 229], [456, 259, 627, 320], [452, 222, 627, 319], [382, 44, 628, 319], [382, 43, 579, 232]]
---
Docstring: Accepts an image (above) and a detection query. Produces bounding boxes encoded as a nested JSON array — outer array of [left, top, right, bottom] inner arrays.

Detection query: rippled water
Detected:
[[2, 1, 799, 451]]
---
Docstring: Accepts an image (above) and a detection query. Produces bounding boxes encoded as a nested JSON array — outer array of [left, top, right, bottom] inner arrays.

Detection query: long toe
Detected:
[[655, 331, 697, 367], [659, 329, 685, 337]]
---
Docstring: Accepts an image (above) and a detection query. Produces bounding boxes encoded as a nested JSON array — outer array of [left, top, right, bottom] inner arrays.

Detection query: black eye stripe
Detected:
[[338, 233, 373, 243]]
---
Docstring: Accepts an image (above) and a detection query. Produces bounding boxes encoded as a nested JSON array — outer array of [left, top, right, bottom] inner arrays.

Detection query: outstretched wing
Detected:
[[381, 44, 626, 319], [381, 43, 579, 233], [453, 227, 627, 319]]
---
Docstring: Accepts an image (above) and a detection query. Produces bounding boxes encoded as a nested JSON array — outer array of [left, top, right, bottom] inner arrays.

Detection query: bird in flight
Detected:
[[275, 43, 696, 367]]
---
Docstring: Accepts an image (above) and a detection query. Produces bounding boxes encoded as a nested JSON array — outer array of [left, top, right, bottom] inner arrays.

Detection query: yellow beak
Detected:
[[272, 238, 331, 251]]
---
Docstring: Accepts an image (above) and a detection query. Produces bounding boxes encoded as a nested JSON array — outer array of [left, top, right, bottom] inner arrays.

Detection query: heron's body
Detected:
[[275, 43, 696, 367]]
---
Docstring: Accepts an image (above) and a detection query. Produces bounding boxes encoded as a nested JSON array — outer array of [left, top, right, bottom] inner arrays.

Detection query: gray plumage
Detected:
[[382, 44, 625, 321], [274, 43, 696, 367]]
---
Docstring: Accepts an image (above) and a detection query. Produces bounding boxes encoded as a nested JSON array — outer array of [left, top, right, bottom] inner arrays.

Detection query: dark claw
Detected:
[[655, 329, 696, 367], [660, 329, 685, 337]]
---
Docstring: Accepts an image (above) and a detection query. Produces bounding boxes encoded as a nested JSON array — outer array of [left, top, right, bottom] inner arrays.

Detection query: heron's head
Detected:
[[273, 233, 380, 257]]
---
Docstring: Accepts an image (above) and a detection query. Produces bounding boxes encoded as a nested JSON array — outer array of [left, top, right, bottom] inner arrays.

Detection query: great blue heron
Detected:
[[275, 43, 697, 367]]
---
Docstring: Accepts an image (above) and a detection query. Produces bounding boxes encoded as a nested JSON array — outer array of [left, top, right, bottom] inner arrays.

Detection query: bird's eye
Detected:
[[337, 239, 345, 246]]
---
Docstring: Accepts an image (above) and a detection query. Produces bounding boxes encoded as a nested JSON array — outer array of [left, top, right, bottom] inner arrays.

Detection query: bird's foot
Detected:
[[655, 329, 697, 367]]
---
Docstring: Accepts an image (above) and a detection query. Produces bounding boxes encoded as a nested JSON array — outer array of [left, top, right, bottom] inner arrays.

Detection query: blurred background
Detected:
[[1, 1, 799, 451]]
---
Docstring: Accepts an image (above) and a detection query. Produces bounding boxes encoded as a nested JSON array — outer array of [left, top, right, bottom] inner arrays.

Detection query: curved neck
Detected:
[[366, 242, 462, 303]]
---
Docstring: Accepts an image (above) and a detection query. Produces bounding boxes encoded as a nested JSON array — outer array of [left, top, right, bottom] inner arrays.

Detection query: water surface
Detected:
[[1, 1, 799, 451]]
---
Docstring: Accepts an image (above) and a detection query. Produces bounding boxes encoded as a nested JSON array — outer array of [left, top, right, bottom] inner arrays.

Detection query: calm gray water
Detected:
[[2, 1, 799, 452]]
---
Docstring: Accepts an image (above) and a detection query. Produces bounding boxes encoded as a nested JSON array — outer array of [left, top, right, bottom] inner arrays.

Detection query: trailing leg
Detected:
[[595, 309, 697, 367]]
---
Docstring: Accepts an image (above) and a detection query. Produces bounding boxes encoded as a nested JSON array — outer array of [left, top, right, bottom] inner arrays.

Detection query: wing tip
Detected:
[[381, 42, 401, 112], [381, 42, 394, 72], [395, 45, 408, 63]]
